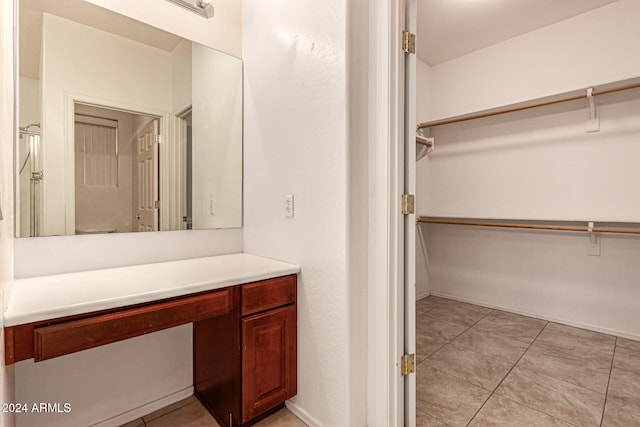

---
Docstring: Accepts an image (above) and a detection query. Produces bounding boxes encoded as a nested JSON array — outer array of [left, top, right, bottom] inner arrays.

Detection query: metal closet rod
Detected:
[[417, 81, 640, 129], [417, 218, 640, 235]]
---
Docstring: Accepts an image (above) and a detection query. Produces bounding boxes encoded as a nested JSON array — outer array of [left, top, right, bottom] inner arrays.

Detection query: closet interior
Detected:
[[414, 0, 640, 425]]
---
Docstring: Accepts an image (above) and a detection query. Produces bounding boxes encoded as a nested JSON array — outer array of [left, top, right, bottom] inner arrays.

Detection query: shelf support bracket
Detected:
[[587, 221, 601, 256], [586, 88, 600, 133]]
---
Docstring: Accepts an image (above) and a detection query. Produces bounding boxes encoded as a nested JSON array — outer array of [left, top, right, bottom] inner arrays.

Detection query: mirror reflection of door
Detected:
[[178, 109, 193, 230], [74, 103, 159, 234], [135, 119, 159, 232]]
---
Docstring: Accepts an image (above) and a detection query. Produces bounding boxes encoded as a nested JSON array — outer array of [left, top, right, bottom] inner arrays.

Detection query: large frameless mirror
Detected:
[[16, 0, 243, 237]]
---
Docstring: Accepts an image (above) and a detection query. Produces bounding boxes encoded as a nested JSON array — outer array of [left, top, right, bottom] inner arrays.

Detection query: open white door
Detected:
[[404, 0, 417, 425], [135, 119, 159, 232]]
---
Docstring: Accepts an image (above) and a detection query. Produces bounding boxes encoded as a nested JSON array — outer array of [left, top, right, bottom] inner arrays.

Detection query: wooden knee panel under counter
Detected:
[[195, 275, 297, 426]]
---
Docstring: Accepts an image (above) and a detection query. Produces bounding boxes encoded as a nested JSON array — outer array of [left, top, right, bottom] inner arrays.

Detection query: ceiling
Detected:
[[417, 0, 617, 66], [20, 0, 183, 79]]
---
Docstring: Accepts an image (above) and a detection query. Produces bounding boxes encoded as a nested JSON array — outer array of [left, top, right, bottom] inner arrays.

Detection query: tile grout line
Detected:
[[417, 307, 495, 368], [465, 319, 550, 426], [416, 301, 492, 363], [416, 303, 495, 425], [600, 336, 618, 427], [457, 308, 495, 338]]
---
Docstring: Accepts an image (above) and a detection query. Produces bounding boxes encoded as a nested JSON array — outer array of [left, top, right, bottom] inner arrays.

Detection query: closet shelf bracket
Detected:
[[587, 221, 601, 256], [586, 88, 599, 133]]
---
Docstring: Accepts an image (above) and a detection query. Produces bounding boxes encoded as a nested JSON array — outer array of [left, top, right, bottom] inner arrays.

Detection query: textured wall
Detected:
[[243, 0, 349, 425]]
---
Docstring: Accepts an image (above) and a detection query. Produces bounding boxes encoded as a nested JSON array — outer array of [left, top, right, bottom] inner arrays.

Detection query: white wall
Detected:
[[426, 92, 640, 221], [415, 59, 431, 298], [40, 14, 173, 236], [86, 0, 242, 58], [1, 1, 16, 425], [191, 43, 243, 229], [243, 0, 351, 425], [424, 0, 640, 122], [171, 39, 192, 113], [416, 0, 640, 338], [15, 326, 192, 427], [17, 77, 40, 238], [164, 39, 192, 231]]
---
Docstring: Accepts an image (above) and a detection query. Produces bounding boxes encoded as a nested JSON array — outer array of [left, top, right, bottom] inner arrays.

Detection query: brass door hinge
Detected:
[[402, 31, 416, 54], [155, 134, 161, 144], [401, 353, 415, 376], [154, 200, 160, 209], [402, 194, 415, 215]]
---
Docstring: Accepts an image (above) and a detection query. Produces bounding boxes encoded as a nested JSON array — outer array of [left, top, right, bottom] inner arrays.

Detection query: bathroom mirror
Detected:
[[16, 0, 243, 237]]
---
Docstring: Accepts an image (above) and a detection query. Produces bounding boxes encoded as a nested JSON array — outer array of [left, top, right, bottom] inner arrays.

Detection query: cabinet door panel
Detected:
[[242, 305, 296, 422]]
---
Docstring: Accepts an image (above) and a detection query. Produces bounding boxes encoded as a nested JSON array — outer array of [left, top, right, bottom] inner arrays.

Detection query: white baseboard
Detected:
[[430, 290, 640, 342], [416, 291, 431, 300], [90, 387, 193, 427], [286, 400, 325, 427]]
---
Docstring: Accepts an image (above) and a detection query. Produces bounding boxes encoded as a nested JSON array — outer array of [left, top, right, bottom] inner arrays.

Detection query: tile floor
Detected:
[[119, 296, 640, 427], [119, 395, 307, 427], [416, 296, 640, 426]]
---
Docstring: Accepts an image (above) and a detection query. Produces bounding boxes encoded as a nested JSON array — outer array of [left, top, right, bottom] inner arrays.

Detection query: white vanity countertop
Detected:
[[4, 253, 300, 327]]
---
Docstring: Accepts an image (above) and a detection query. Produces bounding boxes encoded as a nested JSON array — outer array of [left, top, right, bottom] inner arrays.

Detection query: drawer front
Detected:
[[34, 289, 232, 362], [241, 275, 296, 317]]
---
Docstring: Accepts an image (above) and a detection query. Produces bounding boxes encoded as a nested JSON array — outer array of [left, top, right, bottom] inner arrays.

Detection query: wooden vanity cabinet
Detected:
[[194, 275, 297, 426]]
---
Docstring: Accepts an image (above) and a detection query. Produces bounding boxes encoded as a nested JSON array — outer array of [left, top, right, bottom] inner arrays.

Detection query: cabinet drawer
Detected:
[[34, 289, 232, 362], [241, 275, 296, 316]]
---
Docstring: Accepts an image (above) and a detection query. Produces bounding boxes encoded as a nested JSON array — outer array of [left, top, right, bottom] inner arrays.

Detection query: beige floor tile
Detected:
[[416, 296, 446, 315], [426, 296, 453, 305], [416, 333, 448, 363], [421, 307, 479, 328], [616, 337, 640, 352], [469, 394, 574, 426], [534, 322, 615, 358], [602, 396, 640, 427], [471, 312, 546, 344], [417, 313, 471, 342], [416, 408, 449, 427], [424, 343, 513, 391], [454, 327, 529, 364], [417, 365, 491, 427], [143, 395, 198, 423], [442, 300, 493, 318], [613, 346, 640, 375], [425, 304, 490, 327], [495, 366, 605, 427], [119, 419, 144, 427], [145, 401, 219, 427], [607, 367, 640, 407], [517, 344, 612, 393], [253, 408, 307, 426], [486, 310, 547, 328]]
